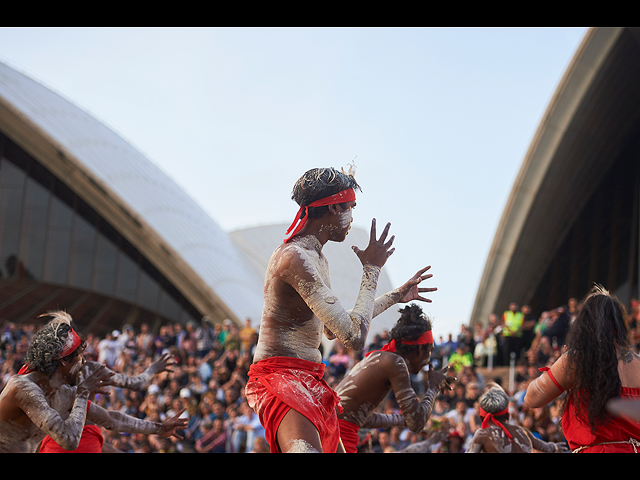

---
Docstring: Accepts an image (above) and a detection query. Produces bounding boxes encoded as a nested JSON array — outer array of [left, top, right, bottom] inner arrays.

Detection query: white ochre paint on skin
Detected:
[[285, 439, 319, 453], [254, 234, 382, 363], [250, 230, 418, 451], [336, 350, 440, 432]]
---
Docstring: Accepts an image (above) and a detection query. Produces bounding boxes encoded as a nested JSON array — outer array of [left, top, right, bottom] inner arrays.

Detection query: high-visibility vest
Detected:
[[503, 311, 524, 337]]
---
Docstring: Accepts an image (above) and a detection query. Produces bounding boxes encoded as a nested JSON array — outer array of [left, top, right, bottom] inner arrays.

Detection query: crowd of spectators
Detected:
[[1, 294, 639, 453]]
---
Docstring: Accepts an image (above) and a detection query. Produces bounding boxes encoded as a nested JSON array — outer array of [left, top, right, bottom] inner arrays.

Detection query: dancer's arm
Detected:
[[86, 353, 175, 391], [294, 220, 394, 351], [88, 405, 188, 439], [362, 412, 406, 429], [14, 365, 113, 450], [524, 354, 570, 408], [372, 266, 437, 318]]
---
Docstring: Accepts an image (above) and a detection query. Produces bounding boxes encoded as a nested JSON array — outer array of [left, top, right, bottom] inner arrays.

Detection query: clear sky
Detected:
[[0, 27, 589, 340]]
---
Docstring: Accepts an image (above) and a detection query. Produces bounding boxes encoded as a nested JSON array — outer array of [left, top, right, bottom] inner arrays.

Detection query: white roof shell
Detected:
[[0, 61, 402, 337], [0, 60, 264, 325]]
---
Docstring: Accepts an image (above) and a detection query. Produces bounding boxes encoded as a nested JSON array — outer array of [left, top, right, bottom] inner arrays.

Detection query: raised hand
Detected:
[[398, 266, 437, 303], [77, 364, 116, 397], [427, 364, 456, 394], [352, 219, 395, 269], [159, 408, 189, 439], [147, 352, 177, 375]]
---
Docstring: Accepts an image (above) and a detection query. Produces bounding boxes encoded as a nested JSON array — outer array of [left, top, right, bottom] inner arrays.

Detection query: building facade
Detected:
[[0, 60, 397, 341], [0, 60, 264, 336], [471, 27, 640, 326]]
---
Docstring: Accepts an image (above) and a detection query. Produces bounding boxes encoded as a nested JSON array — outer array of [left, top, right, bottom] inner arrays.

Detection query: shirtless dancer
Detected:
[[39, 350, 176, 452], [466, 383, 568, 453], [0, 312, 188, 453], [245, 167, 436, 453], [335, 303, 455, 453]]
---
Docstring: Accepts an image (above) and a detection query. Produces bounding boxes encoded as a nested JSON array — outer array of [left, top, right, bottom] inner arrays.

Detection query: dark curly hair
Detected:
[[24, 312, 85, 378], [389, 303, 433, 355], [563, 285, 629, 434], [291, 167, 361, 219]]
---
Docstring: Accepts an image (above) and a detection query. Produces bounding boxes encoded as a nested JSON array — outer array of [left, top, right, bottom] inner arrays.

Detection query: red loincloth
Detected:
[[338, 418, 361, 453], [39, 424, 104, 453], [246, 356, 342, 453]]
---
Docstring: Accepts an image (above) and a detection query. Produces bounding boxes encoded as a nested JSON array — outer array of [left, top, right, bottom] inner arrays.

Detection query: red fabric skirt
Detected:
[[338, 418, 361, 453], [39, 425, 104, 453], [246, 356, 342, 453], [564, 387, 640, 452]]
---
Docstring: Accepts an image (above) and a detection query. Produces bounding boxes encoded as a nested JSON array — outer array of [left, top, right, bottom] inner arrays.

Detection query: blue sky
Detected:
[[0, 27, 589, 339]]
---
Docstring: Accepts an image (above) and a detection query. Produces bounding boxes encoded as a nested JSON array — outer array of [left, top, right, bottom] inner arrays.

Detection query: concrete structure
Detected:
[[471, 27, 640, 327], [0, 60, 397, 340], [0, 60, 265, 335]]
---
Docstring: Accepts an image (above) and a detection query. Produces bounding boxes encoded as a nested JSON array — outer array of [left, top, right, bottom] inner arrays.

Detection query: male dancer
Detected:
[[246, 167, 436, 453], [39, 350, 177, 452], [466, 383, 568, 453], [335, 303, 455, 453], [0, 312, 187, 453]]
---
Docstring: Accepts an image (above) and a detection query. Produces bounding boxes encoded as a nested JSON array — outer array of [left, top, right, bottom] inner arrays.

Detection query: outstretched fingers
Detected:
[[414, 266, 433, 284], [369, 218, 377, 243], [414, 287, 438, 303]]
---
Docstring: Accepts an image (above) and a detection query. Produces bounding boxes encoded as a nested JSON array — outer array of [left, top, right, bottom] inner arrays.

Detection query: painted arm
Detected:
[[16, 365, 114, 451], [524, 354, 570, 408], [296, 220, 394, 351], [529, 431, 569, 453], [86, 353, 175, 391], [372, 266, 437, 318], [384, 359, 453, 433], [19, 384, 90, 451], [301, 264, 381, 351], [87, 404, 188, 438], [361, 412, 406, 429]]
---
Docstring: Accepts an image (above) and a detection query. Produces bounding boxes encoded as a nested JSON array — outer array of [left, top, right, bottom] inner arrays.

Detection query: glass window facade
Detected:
[[0, 132, 201, 334]]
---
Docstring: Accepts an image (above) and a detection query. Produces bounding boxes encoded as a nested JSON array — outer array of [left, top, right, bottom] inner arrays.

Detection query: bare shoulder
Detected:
[[618, 348, 640, 388], [366, 351, 410, 377], [271, 241, 313, 270], [1, 375, 43, 417], [619, 348, 640, 366]]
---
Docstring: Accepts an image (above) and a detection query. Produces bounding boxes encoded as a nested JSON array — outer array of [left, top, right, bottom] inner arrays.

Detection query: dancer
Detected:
[[335, 303, 455, 453], [39, 349, 177, 453], [467, 382, 568, 453], [0, 312, 187, 453], [246, 166, 436, 453], [524, 286, 640, 452]]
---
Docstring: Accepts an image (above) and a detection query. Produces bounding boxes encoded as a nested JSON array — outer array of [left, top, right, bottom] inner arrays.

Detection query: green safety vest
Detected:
[[503, 310, 524, 337]]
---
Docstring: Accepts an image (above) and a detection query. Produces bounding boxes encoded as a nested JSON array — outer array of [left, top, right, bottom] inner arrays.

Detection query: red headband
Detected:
[[480, 406, 512, 439], [284, 188, 356, 243], [57, 328, 82, 359], [365, 330, 434, 357], [18, 328, 82, 375]]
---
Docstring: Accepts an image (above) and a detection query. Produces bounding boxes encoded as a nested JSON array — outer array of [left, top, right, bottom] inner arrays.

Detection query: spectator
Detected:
[[230, 401, 265, 453], [502, 302, 524, 365], [448, 343, 473, 373], [0, 291, 598, 453], [328, 344, 350, 379], [195, 418, 227, 453], [97, 331, 119, 368], [195, 316, 217, 358], [239, 319, 256, 355]]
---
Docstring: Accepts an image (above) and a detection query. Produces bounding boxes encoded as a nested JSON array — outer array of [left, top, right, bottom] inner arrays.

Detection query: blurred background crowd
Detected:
[[1, 294, 639, 453]]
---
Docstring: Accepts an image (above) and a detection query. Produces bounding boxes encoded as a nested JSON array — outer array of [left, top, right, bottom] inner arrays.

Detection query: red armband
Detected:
[[539, 367, 564, 392]]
